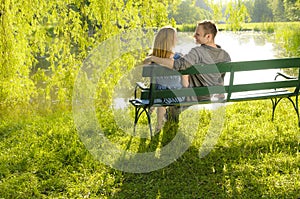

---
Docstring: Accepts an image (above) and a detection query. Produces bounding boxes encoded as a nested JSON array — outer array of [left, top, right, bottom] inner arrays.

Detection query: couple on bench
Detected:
[[144, 20, 231, 132]]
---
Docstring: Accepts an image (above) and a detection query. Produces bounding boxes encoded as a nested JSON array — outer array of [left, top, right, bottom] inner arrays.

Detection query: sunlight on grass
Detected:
[[0, 100, 299, 198]]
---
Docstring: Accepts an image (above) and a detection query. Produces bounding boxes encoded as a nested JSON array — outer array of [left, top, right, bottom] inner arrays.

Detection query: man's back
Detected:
[[174, 44, 231, 88]]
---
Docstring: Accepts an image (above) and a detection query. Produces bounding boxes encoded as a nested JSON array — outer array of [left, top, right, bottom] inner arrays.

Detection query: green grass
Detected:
[[177, 21, 300, 33], [1, 99, 300, 198]]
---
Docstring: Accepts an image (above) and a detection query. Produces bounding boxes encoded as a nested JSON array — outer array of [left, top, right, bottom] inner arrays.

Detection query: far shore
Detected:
[[176, 21, 300, 33]]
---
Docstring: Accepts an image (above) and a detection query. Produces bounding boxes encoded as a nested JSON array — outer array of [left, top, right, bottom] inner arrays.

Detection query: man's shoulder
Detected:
[[193, 44, 224, 51], [192, 44, 229, 54], [190, 45, 207, 52]]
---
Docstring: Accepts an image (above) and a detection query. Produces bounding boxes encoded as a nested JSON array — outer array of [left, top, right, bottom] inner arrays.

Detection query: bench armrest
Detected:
[[133, 82, 149, 99], [275, 72, 296, 80], [136, 82, 148, 90]]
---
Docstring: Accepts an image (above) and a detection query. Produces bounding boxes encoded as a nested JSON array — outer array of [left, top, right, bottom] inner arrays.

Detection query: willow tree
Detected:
[[0, 0, 37, 111], [0, 0, 174, 113]]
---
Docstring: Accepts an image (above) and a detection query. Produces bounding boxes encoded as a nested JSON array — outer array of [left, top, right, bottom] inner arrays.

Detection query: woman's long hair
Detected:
[[151, 26, 176, 58]]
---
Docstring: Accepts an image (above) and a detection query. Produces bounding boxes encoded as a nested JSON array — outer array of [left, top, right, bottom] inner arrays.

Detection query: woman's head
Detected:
[[151, 26, 177, 58]]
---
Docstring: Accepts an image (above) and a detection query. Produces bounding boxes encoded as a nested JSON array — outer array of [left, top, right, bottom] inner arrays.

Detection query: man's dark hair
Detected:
[[197, 20, 217, 39]]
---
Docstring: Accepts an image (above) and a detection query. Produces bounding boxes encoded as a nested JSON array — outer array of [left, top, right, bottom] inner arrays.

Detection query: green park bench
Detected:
[[130, 57, 300, 136]]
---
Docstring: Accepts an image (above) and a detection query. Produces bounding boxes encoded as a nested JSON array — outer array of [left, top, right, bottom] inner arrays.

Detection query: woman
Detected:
[[150, 26, 189, 132]]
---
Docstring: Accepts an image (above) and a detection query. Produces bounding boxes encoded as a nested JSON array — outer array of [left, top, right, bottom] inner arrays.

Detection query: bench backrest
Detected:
[[140, 58, 300, 105]]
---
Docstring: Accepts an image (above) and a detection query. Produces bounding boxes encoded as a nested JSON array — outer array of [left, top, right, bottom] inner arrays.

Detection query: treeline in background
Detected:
[[171, 0, 300, 24], [170, 0, 300, 30]]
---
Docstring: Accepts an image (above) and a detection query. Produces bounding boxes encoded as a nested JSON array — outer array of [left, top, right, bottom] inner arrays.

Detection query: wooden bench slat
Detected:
[[142, 58, 300, 76], [230, 90, 294, 101], [229, 58, 300, 72], [139, 80, 297, 100], [229, 80, 299, 93]]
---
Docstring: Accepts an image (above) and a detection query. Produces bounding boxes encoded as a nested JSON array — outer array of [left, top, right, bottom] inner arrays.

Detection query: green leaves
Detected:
[[225, 0, 251, 31], [0, 0, 172, 113]]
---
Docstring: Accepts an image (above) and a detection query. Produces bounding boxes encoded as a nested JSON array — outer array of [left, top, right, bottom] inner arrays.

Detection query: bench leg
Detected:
[[133, 107, 140, 135], [296, 95, 300, 127], [271, 96, 300, 127], [133, 106, 153, 137], [145, 108, 153, 137], [285, 96, 300, 127], [271, 98, 282, 121], [289, 95, 300, 127]]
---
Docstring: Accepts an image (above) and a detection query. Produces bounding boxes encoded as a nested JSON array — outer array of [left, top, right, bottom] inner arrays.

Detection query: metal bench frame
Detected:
[[130, 58, 300, 136]]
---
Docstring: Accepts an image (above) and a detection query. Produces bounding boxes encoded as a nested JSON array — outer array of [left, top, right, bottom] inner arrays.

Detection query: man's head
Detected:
[[193, 20, 218, 45]]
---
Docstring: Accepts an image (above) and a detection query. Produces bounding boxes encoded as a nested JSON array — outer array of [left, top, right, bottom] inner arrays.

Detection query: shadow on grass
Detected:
[[111, 122, 300, 199], [0, 121, 25, 141], [1, 108, 299, 198], [136, 120, 180, 153]]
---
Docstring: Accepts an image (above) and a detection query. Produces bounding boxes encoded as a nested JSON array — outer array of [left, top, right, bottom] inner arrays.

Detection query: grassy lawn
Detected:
[[0, 99, 299, 198]]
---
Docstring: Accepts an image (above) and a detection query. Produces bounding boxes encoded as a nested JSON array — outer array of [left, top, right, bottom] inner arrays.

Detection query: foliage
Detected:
[[224, 0, 251, 31], [270, 0, 286, 22], [274, 23, 300, 58], [0, 0, 37, 110], [284, 0, 300, 21], [1, 100, 300, 198], [207, 0, 223, 23], [0, 0, 174, 114], [170, 0, 212, 24], [248, 0, 273, 22], [243, 0, 300, 22], [177, 21, 300, 33], [201, 0, 300, 24]]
